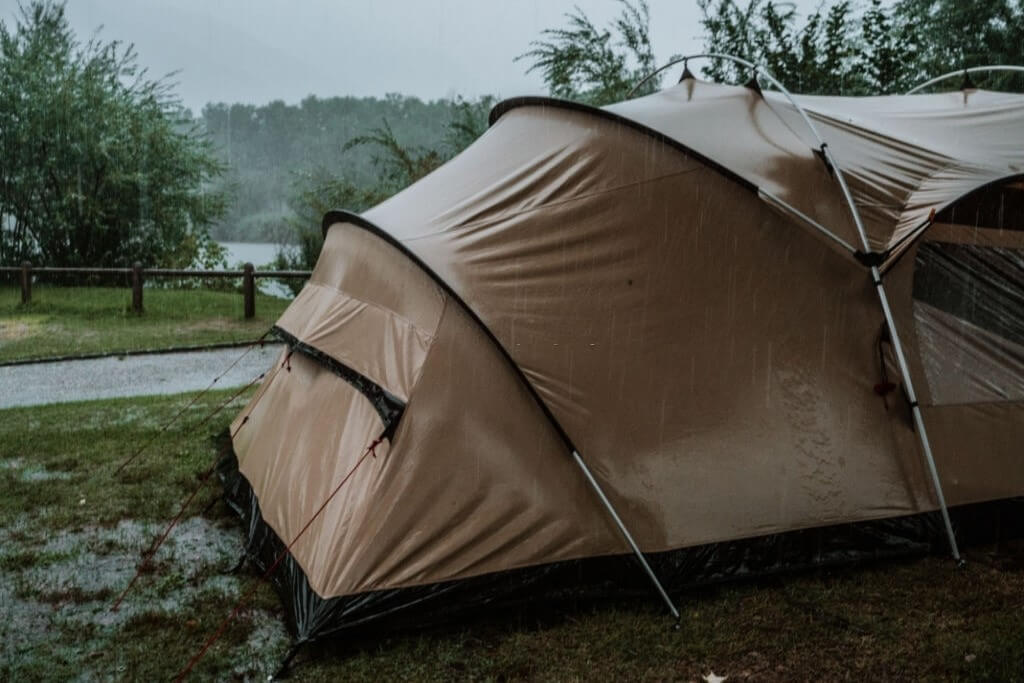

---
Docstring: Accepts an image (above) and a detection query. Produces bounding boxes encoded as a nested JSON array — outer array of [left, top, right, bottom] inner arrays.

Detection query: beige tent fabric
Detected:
[[608, 79, 1024, 252], [236, 224, 624, 597], [231, 86, 1024, 600]]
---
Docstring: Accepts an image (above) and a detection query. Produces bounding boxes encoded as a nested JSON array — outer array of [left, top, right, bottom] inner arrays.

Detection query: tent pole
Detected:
[[629, 53, 963, 561], [758, 189, 857, 253], [815, 142, 963, 563], [572, 450, 681, 620], [869, 266, 962, 562]]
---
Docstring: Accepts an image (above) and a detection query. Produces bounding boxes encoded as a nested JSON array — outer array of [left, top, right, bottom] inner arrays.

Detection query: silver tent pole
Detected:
[[906, 65, 1024, 94], [629, 53, 963, 561], [758, 189, 858, 254], [817, 144, 963, 564], [868, 264, 961, 562], [572, 450, 681, 620]]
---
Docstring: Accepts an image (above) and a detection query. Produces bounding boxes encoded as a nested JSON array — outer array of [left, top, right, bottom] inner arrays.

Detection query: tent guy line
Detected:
[[175, 432, 388, 681], [110, 329, 272, 476]]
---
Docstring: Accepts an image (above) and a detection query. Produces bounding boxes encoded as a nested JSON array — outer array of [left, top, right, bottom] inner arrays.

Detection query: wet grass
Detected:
[[0, 284, 290, 362], [2, 391, 1023, 680]]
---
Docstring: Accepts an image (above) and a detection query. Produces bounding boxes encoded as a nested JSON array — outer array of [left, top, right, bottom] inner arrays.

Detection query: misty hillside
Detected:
[[202, 94, 461, 243]]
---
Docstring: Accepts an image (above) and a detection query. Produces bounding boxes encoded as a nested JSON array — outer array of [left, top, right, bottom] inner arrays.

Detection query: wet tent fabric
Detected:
[[604, 80, 1024, 253], [229, 79, 1024, 610]]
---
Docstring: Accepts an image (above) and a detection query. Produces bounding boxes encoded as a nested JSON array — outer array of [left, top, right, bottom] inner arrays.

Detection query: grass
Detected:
[[0, 284, 291, 362], [1, 391, 1023, 680]]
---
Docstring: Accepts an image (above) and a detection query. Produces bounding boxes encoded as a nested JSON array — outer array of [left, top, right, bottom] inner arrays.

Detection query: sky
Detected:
[[1, 0, 822, 113]]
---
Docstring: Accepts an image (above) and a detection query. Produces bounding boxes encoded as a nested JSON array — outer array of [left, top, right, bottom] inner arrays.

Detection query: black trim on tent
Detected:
[[321, 210, 579, 452], [488, 96, 758, 194], [271, 325, 405, 437], [217, 433, 1024, 649]]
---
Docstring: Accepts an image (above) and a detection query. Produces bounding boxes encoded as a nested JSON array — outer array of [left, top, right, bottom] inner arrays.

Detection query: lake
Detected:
[[219, 241, 281, 268], [217, 241, 294, 299]]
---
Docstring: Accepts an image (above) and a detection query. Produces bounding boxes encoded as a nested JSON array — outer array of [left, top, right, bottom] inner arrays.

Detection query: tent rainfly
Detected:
[[220, 58, 1024, 649]]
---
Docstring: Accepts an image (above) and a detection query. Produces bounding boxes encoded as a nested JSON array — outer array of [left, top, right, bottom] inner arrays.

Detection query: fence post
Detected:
[[243, 262, 255, 319], [132, 262, 143, 314], [20, 261, 31, 304]]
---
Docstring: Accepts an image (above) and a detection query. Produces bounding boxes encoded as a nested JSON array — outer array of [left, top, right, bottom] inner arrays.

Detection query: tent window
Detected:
[[935, 179, 1024, 231], [912, 240, 1024, 405]]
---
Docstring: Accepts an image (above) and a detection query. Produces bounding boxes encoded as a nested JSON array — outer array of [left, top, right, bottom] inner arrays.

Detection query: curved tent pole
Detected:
[[906, 65, 1024, 94], [630, 53, 964, 563], [321, 211, 681, 622]]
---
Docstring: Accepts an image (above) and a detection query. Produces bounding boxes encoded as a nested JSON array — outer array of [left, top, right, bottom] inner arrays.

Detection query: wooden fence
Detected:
[[1, 261, 312, 319]]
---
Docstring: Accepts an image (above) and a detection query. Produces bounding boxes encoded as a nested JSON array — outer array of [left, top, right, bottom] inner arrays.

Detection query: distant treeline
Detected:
[[201, 95, 464, 243]]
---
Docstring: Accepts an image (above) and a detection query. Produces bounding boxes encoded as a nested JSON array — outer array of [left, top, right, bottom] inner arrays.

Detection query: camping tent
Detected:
[[221, 62, 1024, 646]]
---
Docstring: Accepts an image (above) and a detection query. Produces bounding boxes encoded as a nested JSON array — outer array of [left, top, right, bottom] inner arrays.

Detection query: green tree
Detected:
[[276, 95, 495, 277], [698, 0, 873, 93], [516, 0, 662, 105], [697, 0, 1024, 95], [0, 1, 226, 268], [892, 0, 1024, 90]]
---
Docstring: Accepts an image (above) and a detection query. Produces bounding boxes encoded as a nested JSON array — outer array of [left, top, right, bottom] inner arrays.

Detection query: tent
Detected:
[[220, 60, 1024, 647]]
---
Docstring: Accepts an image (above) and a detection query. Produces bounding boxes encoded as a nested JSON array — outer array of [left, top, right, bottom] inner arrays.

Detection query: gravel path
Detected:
[[0, 344, 283, 409]]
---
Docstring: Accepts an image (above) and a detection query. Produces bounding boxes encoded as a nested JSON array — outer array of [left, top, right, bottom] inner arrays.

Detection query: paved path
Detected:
[[0, 344, 283, 409]]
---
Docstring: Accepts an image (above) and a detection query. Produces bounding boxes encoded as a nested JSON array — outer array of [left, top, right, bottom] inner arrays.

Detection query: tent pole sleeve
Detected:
[[870, 267, 962, 562], [572, 450, 681, 620]]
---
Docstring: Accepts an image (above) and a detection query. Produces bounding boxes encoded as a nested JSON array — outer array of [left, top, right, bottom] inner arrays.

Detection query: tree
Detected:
[[516, 0, 662, 106], [697, 0, 1024, 95], [520, 0, 1022, 101], [276, 95, 495, 277], [0, 1, 226, 268], [698, 0, 876, 93]]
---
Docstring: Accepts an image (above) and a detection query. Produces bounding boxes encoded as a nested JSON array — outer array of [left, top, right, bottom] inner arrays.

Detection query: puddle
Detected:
[[2, 511, 291, 678], [230, 610, 292, 677], [0, 577, 58, 660], [0, 458, 73, 482], [20, 465, 73, 482]]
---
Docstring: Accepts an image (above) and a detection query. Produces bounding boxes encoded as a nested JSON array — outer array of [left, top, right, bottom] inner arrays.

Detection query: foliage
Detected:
[[275, 95, 495, 278], [516, 0, 661, 105], [697, 0, 1024, 95], [0, 1, 227, 268], [201, 94, 460, 244], [891, 0, 1024, 90], [516, 0, 1024, 101]]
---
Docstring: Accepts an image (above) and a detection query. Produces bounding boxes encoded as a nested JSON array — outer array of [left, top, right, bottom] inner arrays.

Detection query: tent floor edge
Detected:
[[214, 438, 1024, 656]]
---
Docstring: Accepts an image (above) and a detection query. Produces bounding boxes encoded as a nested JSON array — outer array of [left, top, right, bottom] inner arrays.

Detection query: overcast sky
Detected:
[[2, 0, 823, 113]]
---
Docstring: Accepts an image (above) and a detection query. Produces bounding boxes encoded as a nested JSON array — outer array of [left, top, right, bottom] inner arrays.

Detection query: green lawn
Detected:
[[0, 284, 291, 362], [1, 392, 1022, 681]]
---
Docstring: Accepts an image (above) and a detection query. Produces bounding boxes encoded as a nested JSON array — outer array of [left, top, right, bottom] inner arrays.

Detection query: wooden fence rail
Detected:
[[1, 262, 312, 319]]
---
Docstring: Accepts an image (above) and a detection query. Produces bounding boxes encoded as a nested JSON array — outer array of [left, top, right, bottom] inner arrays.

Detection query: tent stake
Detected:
[[572, 450, 681, 620]]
